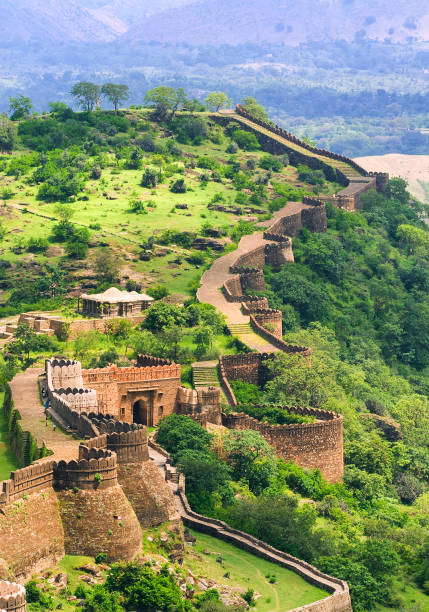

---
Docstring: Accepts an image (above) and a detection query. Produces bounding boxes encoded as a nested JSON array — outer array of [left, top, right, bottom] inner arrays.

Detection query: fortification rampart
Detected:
[[222, 409, 343, 483], [234, 104, 367, 177], [0, 582, 26, 612], [213, 107, 388, 211], [0, 461, 54, 506], [219, 353, 275, 387], [154, 452, 352, 612], [54, 448, 117, 491]]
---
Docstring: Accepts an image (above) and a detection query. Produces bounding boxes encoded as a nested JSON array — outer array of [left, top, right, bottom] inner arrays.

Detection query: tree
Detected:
[[93, 248, 121, 284], [144, 87, 188, 122], [193, 325, 213, 358], [397, 224, 429, 255], [101, 83, 130, 114], [242, 96, 270, 122], [130, 329, 161, 358], [0, 114, 17, 153], [222, 429, 277, 494], [141, 167, 162, 188], [264, 353, 331, 408], [177, 450, 232, 513], [71, 82, 101, 112], [9, 95, 32, 120], [142, 302, 185, 332], [205, 92, 232, 112], [156, 414, 213, 462], [65, 226, 91, 259]]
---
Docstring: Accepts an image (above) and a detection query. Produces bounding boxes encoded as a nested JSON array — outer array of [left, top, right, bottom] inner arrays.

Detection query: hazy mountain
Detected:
[[0, 0, 118, 43], [4, 0, 429, 47], [124, 0, 429, 46]]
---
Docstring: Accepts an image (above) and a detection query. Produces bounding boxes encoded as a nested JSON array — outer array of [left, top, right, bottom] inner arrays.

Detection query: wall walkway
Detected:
[[148, 440, 352, 612]]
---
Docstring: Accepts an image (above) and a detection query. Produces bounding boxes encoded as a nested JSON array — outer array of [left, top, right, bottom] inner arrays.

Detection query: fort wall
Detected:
[[0, 487, 65, 581], [222, 409, 344, 483], [0, 582, 27, 612], [57, 484, 142, 561], [153, 453, 352, 612]]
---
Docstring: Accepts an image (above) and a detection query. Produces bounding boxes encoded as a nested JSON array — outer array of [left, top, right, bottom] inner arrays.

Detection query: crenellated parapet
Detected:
[[47, 359, 84, 390], [106, 429, 149, 463], [176, 386, 221, 426], [83, 363, 181, 384], [54, 449, 117, 491], [0, 461, 54, 507], [0, 581, 27, 612]]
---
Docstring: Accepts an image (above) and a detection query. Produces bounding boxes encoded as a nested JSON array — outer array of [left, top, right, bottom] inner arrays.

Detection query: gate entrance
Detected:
[[133, 399, 149, 425]]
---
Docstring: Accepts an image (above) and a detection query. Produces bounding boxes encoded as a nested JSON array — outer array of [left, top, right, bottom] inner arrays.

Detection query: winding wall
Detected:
[[150, 445, 352, 612]]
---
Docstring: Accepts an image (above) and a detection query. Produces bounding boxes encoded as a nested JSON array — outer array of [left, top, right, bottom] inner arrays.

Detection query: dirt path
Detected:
[[197, 203, 309, 352], [9, 368, 81, 462]]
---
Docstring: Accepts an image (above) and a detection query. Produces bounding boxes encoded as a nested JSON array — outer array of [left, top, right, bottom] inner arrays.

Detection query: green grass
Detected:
[[375, 581, 429, 611], [185, 529, 328, 612], [0, 391, 20, 480]]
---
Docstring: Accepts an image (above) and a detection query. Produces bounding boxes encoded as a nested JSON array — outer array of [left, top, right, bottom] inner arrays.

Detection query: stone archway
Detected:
[[133, 399, 149, 425]]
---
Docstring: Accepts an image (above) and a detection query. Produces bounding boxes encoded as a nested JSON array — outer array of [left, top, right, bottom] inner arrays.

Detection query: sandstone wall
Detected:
[[0, 487, 64, 581], [117, 461, 179, 527], [57, 485, 142, 561], [222, 409, 343, 483], [82, 363, 181, 424]]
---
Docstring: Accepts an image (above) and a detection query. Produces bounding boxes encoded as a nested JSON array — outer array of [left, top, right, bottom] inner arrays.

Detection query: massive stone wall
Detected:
[[222, 409, 344, 483], [0, 485, 65, 582], [219, 353, 274, 387], [214, 106, 388, 212]]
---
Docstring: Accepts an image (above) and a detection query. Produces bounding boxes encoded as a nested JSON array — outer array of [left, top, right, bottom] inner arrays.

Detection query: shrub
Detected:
[[27, 237, 49, 253], [141, 167, 162, 188], [147, 284, 170, 300], [231, 129, 260, 151], [170, 178, 187, 193], [226, 142, 238, 154]]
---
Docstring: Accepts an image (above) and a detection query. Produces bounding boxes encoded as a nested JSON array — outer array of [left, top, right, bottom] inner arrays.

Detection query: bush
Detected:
[[157, 414, 213, 461], [141, 167, 162, 188], [259, 154, 283, 171], [226, 142, 238, 154], [170, 178, 187, 193], [231, 129, 260, 151], [147, 284, 170, 300], [27, 236, 49, 253]]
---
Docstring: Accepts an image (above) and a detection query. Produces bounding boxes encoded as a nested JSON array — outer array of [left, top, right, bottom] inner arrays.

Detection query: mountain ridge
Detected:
[[4, 0, 429, 46]]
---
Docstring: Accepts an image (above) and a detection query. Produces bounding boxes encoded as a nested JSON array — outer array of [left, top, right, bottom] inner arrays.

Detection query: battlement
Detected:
[[0, 581, 26, 612], [46, 358, 84, 390], [106, 429, 149, 463], [83, 363, 181, 383], [0, 461, 54, 506], [235, 104, 368, 178], [136, 354, 173, 367], [176, 386, 222, 426], [54, 450, 117, 491]]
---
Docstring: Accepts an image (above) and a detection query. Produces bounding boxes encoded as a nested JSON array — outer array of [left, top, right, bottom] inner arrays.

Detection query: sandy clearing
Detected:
[[354, 154, 429, 203]]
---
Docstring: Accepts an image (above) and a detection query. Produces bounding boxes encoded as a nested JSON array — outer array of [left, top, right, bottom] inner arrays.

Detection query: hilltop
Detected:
[[4, 0, 429, 45]]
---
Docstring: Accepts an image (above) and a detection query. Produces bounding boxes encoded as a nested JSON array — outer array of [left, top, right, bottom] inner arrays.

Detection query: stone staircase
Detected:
[[227, 322, 278, 352], [192, 361, 221, 388]]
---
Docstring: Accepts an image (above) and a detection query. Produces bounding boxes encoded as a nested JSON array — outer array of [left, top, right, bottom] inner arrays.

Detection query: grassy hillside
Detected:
[[0, 108, 334, 314]]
